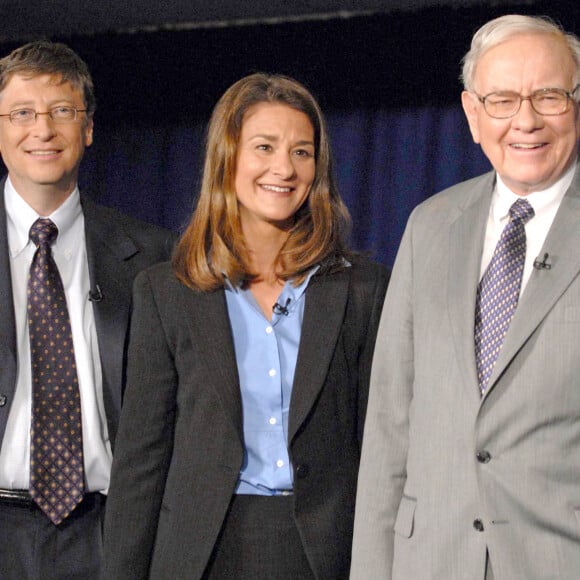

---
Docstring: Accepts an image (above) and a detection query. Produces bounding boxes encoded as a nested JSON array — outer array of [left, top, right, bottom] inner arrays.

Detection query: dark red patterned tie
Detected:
[[28, 218, 85, 525]]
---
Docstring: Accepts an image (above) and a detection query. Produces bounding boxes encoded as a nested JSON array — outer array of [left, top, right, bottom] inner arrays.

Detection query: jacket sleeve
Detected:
[[350, 222, 415, 580], [354, 260, 390, 445], [103, 268, 178, 580]]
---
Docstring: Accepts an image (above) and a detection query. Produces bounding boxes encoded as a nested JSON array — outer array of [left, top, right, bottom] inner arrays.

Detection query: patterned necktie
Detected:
[[28, 218, 85, 525], [474, 198, 534, 394]]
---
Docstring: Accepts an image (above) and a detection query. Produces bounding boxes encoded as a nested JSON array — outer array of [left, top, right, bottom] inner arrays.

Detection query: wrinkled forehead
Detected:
[[0, 72, 84, 103], [473, 33, 578, 90]]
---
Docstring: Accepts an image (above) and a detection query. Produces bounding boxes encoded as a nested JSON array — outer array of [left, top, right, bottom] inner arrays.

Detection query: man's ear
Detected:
[[84, 116, 94, 147]]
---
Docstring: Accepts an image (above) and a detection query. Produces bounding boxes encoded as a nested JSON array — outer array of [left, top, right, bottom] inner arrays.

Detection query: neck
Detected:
[[243, 222, 290, 280], [10, 180, 75, 217]]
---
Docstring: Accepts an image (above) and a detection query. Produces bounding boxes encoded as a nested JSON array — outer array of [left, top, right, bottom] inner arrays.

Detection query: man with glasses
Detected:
[[0, 41, 175, 579], [352, 14, 580, 580]]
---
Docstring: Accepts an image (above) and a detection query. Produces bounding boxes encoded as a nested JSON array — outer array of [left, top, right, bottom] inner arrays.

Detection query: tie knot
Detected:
[[29, 218, 58, 247], [509, 198, 534, 225]]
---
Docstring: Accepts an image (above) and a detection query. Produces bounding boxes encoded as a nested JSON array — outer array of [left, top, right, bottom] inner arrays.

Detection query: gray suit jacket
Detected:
[[103, 258, 389, 579], [351, 165, 580, 580], [0, 184, 176, 449]]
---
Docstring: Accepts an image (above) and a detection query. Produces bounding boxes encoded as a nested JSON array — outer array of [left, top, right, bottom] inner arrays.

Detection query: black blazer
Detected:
[[103, 258, 389, 579], [0, 182, 176, 448]]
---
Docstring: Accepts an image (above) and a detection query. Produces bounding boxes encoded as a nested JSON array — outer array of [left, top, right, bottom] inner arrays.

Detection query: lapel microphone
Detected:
[[88, 284, 104, 302], [272, 298, 291, 316], [533, 253, 552, 270]]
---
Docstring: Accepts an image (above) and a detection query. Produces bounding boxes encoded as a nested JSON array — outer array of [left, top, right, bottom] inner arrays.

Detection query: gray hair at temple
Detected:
[[460, 14, 580, 92]]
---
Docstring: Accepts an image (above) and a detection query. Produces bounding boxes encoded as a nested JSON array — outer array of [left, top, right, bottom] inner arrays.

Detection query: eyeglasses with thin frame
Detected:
[[475, 85, 580, 119], [0, 106, 87, 126]]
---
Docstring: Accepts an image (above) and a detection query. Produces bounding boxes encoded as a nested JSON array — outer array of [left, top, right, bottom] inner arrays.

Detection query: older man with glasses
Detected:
[[0, 41, 175, 579], [351, 14, 580, 580]]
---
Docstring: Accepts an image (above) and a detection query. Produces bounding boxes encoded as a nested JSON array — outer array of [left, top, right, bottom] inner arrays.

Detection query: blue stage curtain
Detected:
[[80, 104, 490, 268]]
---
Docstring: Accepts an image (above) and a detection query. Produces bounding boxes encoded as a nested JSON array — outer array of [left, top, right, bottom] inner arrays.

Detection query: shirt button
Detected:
[[265, 326, 273, 334], [276, 459, 285, 468], [269, 369, 276, 377], [473, 519, 484, 532], [0, 394, 6, 407], [269, 417, 277, 425]]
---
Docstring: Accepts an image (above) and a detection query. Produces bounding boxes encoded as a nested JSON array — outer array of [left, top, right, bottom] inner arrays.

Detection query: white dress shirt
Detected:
[[0, 178, 112, 492], [479, 163, 576, 295]]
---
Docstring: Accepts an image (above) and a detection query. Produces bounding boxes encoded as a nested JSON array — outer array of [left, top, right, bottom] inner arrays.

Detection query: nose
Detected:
[[271, 150, 296, 179], [511, 98, 544, 132], [31, 112, 58, 139]]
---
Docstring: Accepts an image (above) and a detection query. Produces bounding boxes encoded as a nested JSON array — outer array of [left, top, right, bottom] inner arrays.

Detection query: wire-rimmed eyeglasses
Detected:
[[475, 85, 580, 119], [0, 106, 88, 126]]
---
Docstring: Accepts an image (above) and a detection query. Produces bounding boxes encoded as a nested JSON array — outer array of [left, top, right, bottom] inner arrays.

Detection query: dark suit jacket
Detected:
[[103, 257, 389, 579], [0, 182, 176, 450]]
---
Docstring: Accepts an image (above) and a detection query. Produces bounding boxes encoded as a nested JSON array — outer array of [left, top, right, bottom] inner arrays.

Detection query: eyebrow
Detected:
[[4, 98, 78, 109], [249, 134, 314, 146]]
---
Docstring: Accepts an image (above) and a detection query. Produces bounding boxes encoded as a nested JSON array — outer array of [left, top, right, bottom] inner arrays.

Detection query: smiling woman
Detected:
[[103, 72, 390, 580], [234, 102, 315, 240], [172, 72, 352, 292]]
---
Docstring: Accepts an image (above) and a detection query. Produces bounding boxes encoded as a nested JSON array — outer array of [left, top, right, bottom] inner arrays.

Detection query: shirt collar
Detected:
[[225, 265, 320, 318], [279, 265, 320, 308], [493, 163, 575, 222], [224, 265, 321, 294], [4, 177, 83, 259]]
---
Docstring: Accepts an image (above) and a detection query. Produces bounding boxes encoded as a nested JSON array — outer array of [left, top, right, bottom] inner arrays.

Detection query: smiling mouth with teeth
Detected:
[[511, 143, 545, 149], [261, 184, 293, 192]]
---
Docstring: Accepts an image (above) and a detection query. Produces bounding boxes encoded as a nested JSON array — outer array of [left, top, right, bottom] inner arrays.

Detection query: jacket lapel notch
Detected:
[[485, 185, 580, 395], [184, 289, 244, 440], [448, 183, 492, 399]]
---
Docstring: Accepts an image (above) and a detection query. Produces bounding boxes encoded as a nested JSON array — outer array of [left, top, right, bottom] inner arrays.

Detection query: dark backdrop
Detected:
[[0, 0, 577, 267]]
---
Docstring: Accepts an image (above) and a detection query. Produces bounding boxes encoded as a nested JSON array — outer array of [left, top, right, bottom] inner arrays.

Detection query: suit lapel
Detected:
[[182, 288, 244, 441], [82, 195, 139, 441], [178, 270, 350, 445], [447, 173, 495, 400], [486, 170, 580, 393], [0, 183, 18, 441], [288, 268, 350, 442]]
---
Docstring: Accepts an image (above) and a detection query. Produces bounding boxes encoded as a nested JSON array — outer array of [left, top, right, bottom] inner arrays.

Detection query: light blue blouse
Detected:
[[225, 269, 317, 495]]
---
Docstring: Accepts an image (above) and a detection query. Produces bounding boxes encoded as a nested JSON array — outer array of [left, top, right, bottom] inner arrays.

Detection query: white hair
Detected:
[[461, 14, 580, 93]]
